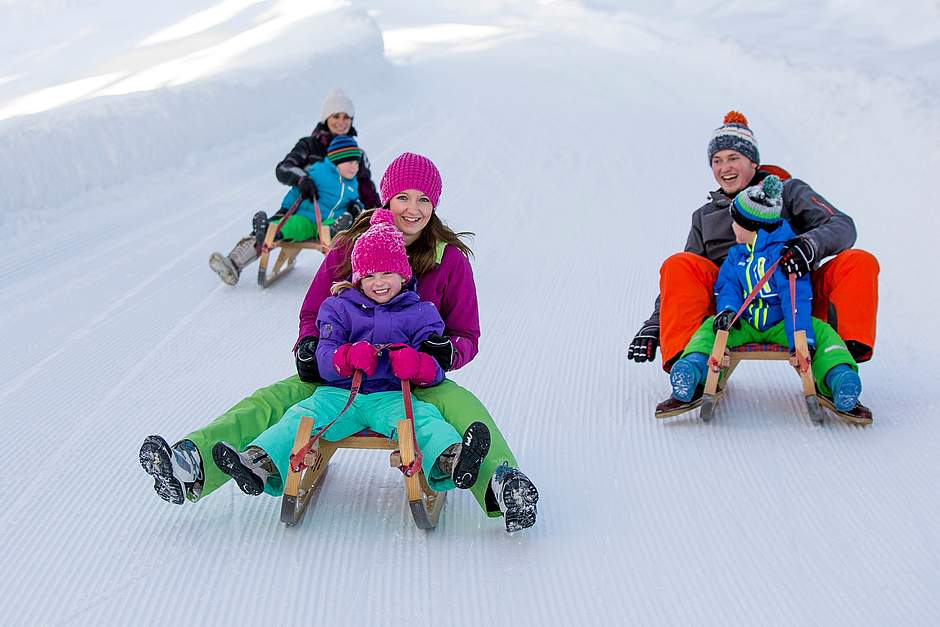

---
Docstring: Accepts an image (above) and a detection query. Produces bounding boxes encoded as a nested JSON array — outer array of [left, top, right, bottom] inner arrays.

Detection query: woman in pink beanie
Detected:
[[142, 153, 539, 533]]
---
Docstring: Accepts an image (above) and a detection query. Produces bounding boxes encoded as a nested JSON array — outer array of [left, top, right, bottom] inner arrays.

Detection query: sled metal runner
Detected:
[[655, 330, 872, 426], [280, 403, 446, 530], [257, 196, 331, 288]]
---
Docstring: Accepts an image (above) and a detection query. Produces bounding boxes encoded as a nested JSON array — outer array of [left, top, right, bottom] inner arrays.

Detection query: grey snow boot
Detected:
[[208, 236, 259, 286], [139, 436, 203, 505], [435, 421, 491, 489], [491, 464, 539, 532], [212, 442, 279, 496]]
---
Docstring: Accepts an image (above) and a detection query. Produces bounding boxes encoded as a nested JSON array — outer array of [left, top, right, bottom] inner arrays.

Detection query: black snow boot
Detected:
[[329, 211, 354, 238], [252, 211, 269, 252], [491, 463, 539, 532], [139, 436, 203, 505], [212, 442, 279, 496], [436, 421, 491, 489]]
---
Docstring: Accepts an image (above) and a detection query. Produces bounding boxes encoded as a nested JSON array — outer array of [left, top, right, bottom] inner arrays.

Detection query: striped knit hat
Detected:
[[351, 209, 413, 284], [326, 135, 362, 165], [731, 175, 784, 232], [708, 111, 760, 164], [380, 152, 443, 208]]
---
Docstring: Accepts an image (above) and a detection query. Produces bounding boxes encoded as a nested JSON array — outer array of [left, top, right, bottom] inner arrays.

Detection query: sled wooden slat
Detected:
[[280, 419, 446, 530], [257, 222, 331, 289]]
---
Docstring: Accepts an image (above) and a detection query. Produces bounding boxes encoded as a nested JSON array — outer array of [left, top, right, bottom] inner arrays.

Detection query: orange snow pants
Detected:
[[658, 249, 879, 371]]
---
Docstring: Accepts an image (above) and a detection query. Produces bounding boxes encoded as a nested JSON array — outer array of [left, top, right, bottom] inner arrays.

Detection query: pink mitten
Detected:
[[332, 343, 354, 377], [413, 353, 439, 386], [389, 346, 421, 381], [346, 341, 377, 375]]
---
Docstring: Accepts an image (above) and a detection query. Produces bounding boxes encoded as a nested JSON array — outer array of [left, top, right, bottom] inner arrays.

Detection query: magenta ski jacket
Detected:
[[297, 242, 480, 370], [316, 285, 445, 393]]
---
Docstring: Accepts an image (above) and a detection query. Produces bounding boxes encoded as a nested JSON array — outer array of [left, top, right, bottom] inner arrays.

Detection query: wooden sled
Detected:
[[257, 221, 331, 289], [657, 329, 872, 425], [280, 416, 446, 530]]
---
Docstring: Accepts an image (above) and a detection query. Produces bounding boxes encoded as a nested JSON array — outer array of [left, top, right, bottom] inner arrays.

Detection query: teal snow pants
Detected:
[[682, 316, 859, 396], [249, 386, 462, 495], [184, 375, 515, 517]]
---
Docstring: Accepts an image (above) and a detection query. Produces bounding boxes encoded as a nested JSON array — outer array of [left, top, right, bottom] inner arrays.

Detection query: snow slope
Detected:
[[2, 1, 939, 625]]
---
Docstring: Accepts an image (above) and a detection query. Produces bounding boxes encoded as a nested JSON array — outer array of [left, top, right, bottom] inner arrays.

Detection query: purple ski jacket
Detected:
[[315, 285, 445, 393], [298, 242, 480, 370]]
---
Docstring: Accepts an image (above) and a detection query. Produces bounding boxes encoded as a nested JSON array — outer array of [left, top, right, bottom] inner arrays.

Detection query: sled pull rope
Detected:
[[398, 378, 423, 477], [289, 369, 363, 473], [789, 272, 810, 373], [263, 195, 303, 253]]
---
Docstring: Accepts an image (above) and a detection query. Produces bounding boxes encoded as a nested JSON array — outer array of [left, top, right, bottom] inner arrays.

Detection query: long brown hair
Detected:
[[331, 209, 474, 280]]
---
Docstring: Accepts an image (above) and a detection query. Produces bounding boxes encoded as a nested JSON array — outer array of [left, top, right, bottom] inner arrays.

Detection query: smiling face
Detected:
[[387, 189, 433, 245], [326, 112, 352, 135], [711, 149, 758, 196], [337, 160, 360, 179], [359, 272, 405, 303]]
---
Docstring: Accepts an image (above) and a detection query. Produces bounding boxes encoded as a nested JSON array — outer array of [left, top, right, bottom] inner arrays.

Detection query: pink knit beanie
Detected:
[[351, 209, 413, 284], [379, 152, 443, 208]]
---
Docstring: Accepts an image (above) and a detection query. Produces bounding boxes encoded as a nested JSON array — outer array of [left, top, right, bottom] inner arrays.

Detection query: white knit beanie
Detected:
[[319, 88, 355, 122]]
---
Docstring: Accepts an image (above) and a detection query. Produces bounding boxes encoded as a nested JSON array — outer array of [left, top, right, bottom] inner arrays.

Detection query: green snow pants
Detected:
[[682, 316, 859, 396], [184, 376, 514, 517], [271, 214, 316, 241]]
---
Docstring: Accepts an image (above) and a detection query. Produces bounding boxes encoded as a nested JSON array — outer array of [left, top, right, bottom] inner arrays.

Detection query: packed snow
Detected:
[[2, 1, 939, 625]]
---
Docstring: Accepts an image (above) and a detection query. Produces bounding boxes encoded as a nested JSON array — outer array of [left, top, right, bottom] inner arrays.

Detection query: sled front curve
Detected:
[[257, 222, 331, 289], [280, 416, 446, 529]]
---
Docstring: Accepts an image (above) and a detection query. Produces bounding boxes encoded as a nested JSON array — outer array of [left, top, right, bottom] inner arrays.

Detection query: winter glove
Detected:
[[294, 336, 323, 383], [627, 325, 659, 363], [297, 176, 318, 201], [389, 346, 439, 386], [779, 237, 817, 278], [419, 333, 455, 371], [346, 341, 377, 376], [712, 309, 740, 333]]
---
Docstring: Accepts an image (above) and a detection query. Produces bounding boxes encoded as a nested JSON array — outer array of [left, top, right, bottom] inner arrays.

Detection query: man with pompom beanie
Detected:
[[667, 176, 864, 412], [628, 111, 879, 403]]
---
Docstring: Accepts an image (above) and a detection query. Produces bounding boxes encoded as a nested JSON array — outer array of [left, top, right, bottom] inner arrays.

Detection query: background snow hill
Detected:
[[2, 1, 939, 625]]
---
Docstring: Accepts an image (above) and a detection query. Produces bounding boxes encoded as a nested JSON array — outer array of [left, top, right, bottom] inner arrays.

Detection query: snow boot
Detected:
[[491, 463, 539, 532], [825, 365, 862, 412], [670, 352, 708, 402], [208, 236, 259, 286], [139, 436, 203, 505], [329, 211, 354, 238], [435, 421, 491, 489], [211, 442, 278, 496], [252, 211, 269, 252]]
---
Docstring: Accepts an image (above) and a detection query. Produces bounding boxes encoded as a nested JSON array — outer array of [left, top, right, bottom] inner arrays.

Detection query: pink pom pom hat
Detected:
[[351, 209, 413, 284]]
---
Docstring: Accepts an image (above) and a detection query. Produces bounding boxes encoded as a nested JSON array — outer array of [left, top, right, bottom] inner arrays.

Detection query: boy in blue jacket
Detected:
[[669, 175, 863, 411]]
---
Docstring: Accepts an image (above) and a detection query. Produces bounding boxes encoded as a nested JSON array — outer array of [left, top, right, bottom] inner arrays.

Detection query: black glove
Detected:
[[627, 325, 659, 363], [712, 310, 739, 333], [780, 237, 816, 277], [419, 334, 455, 371], [294, 336, 323, 383], [297, 176, 318, 201]]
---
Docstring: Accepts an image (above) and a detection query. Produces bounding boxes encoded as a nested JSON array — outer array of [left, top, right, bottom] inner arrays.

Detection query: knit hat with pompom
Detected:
[[379, 152, 443, 208], [708, 110, 760, 164], [731, 175, 784, 232], [351, 209, 413, 284]]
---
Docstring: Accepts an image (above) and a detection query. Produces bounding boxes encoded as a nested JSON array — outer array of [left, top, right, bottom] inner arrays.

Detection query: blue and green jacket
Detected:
[[714, 221, 814, 349], [280, 158, 360, 225]]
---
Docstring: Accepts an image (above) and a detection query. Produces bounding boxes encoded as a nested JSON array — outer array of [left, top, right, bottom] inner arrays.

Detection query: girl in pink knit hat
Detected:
[[212, 208, 492, 499]]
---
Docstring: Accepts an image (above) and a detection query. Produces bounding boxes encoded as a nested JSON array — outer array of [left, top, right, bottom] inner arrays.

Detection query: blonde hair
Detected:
[[331, 209, 473, 280], [330, 280, 355, 295]]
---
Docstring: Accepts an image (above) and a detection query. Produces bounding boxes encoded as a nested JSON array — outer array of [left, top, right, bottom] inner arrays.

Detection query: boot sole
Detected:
[[452, 422, 491, 489], [833, 374, 862, 413], [500, 472, 540, 532], [139, 435, 185, 505], [209, 253, 239, 286], [669, 361, 699, 403], [212, 442, 265, 495]]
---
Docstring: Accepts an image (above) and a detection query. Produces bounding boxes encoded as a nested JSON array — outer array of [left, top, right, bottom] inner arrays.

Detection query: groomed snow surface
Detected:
[[2, 1, 939, 625]]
